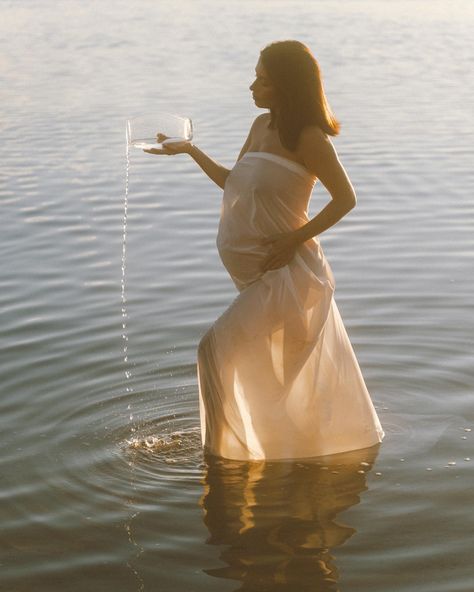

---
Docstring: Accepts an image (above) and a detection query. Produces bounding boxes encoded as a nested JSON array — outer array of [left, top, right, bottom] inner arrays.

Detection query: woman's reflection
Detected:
[[200, 444, 380, 591]]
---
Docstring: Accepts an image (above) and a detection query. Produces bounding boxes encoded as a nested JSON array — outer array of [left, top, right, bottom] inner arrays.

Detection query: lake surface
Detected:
[[1, 1, 473, 590]]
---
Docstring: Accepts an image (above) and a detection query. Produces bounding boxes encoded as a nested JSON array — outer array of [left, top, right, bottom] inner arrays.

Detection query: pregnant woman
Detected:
[[145, 40, 384, 461]]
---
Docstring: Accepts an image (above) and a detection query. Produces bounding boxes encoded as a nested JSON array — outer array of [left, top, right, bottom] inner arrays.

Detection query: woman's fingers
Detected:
[[163, 140, 193, 153], [143, 148, 172, 155], [260, 233, 281, 246], [262, 246, 296, 270], [260, 231, 299, 271], [264, 260, 284, 271], [144, 140, 192, 155], [262, 253, 290, 271]]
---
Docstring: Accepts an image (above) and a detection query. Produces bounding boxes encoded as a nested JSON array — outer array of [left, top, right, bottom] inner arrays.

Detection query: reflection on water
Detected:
[[200, 445, 380, 591]]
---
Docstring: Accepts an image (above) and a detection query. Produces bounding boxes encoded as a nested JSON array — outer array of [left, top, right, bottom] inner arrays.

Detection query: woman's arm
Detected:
[[186, 144, 231, 190], [144, 141, 231, 190], [261, 126, 357, 271], [184, 115, 257, 188], [295, 126, 356, 243], [144, 116, 257, 190]]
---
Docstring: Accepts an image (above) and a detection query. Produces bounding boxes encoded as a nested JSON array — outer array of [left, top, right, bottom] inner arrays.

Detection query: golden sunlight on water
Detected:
[[1, 0, 473, 590]]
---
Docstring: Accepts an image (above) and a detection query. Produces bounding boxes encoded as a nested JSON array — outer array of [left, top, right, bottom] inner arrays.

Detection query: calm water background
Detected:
[[1, 1, 473, 590]]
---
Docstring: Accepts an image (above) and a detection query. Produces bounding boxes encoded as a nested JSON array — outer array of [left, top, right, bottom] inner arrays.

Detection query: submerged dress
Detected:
[[197, 151, 384, 461]]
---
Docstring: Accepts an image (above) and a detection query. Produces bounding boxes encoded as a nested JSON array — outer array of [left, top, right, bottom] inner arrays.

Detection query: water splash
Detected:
[[122, 137, 145, 590], [123, 131, 135, 432], [123, 427, 202, 464]]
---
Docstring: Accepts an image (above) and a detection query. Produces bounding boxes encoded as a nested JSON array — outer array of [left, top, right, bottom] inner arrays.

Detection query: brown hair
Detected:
[[260, 40, 340, 151]]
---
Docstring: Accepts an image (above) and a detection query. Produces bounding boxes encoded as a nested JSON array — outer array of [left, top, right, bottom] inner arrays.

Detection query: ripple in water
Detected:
[[122, 426, 202, 464]]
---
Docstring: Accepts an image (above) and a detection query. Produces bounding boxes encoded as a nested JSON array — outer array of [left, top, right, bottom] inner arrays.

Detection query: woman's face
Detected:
[[249, 58, 277, 109]]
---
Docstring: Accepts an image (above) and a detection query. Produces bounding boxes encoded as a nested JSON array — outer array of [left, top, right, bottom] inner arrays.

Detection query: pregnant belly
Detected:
[[218, 245, 268, 291], [217, 233, 268, 291]]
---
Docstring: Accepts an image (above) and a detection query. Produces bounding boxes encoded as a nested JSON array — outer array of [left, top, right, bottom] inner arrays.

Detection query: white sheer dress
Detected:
[[197, 151, 384, 460]]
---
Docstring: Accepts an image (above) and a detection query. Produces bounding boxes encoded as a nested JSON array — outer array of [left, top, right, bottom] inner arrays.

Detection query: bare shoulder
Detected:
[[250, 112, 273, 144], [298, 125, 339, 175], [252, 112, 271, 131], [237, 113, 270, 161], [299, 125, 334, 155], [257, 112, 271, 123]]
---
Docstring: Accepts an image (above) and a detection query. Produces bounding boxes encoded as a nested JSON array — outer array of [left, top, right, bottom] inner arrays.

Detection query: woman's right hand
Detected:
[[143, 133, 193, 155]]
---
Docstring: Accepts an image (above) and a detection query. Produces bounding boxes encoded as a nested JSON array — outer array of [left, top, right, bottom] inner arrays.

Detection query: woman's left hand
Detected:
[[260, 230, 301, 272]]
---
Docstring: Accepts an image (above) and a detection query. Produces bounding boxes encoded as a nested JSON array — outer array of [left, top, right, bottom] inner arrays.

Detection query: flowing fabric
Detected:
[[197, 151, 384, 461]]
